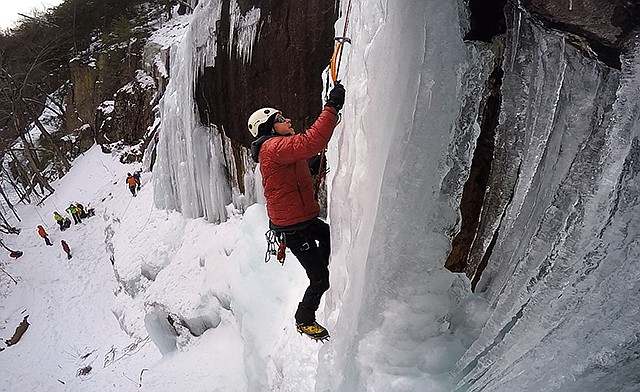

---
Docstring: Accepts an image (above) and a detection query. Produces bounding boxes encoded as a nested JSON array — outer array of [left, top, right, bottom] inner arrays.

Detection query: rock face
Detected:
[[465, 0, 508, 41], [103, 71, 157, 143], [465, 0, 640, 68], [520, 0, 640, 68], [194, 0, 338, 149], [96, 70, 158, 163], [66, 58, 102, 135], [448, 0, 640, 283], [67, 57, 158, 162]]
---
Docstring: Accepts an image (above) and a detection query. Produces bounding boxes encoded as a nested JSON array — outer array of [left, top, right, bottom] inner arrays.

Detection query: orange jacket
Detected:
[[37, 226, 47, 238], [257, 107, 338, 226], [127, 176, 137, 187]]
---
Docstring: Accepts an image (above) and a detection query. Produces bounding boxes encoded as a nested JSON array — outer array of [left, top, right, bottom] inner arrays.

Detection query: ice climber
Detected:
[[247, 82, 345, 341]]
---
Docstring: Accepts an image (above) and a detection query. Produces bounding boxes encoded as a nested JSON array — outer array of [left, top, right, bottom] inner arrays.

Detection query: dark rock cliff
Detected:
[[465, 0, 640, 69], [66, 57, 158, 163], [194, 0, 338, 149], [521, 0, 640, 69]]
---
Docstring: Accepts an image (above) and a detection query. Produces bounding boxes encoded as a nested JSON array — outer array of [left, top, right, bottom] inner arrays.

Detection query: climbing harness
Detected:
[[265, 230, 286, 265]]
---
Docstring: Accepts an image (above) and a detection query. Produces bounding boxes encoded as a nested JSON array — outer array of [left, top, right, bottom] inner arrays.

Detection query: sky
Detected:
[[0, 0, 63, 29]]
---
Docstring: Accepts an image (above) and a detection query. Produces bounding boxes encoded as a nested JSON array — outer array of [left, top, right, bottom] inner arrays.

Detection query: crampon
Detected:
[[296, 321, 330, 342]]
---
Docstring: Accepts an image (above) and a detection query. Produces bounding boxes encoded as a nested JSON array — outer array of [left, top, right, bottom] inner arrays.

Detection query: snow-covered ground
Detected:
[[0, 146, 327, 391]]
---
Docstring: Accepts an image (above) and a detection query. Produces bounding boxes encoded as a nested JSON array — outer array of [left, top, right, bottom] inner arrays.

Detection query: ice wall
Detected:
[[151, 0, 640, 390], [450, 5, 640, 392], [153, 0, 262, 222], [319, 0, 640, 391], [228, 0, 260, 63], [319, 1, 492, 390], [153, 0, 228, 222]]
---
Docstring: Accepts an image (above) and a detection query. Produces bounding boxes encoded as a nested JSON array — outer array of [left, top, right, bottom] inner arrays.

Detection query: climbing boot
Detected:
[[296, 321, 330, 342]]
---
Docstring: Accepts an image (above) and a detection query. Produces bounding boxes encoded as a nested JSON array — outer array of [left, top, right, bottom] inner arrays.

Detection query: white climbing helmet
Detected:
[[247, 107, 281, 137]]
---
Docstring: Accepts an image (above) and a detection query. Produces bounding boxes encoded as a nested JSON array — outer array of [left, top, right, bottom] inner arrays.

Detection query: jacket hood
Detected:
[[250, 135, 276, 163]]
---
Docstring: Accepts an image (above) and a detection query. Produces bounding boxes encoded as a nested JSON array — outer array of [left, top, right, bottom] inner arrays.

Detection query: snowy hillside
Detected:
[[0, 146, 326, 391]]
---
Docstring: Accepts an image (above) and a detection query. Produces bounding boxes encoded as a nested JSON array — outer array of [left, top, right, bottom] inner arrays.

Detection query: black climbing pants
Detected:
[[281, 218, 331, 325]]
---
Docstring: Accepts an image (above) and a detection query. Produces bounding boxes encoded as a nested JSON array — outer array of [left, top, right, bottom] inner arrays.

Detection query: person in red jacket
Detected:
[[37, 225, 53, 246], [248, 82, 345, 341], [126, 173, 138, 196], [61, 240, 72, 260]]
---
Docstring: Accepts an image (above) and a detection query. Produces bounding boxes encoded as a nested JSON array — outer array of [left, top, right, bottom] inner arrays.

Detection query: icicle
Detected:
[[229, 0, 261, 63]]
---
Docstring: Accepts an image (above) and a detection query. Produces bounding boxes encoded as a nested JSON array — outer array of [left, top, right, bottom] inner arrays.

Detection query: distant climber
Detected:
[[37, 225, 53, 246], [75, 202, 86, 219], [66, 203, 82, 224], [61, 240, 72, 260], [126, 173, 137, 196], [53, 211, 65, 230], [247, 82, 345, 342], [133, 170, 142, 190]]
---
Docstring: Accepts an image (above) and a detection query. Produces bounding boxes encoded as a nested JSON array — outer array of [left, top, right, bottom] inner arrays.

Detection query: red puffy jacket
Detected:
[[259, 107, 338, 226]]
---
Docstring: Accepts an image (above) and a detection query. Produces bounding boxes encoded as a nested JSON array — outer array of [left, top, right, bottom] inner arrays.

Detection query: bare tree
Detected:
[[0, 25, 68, 200]]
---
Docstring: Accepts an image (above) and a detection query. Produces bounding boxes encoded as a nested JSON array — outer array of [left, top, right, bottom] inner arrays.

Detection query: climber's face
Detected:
[[273, 114, 294, 136]]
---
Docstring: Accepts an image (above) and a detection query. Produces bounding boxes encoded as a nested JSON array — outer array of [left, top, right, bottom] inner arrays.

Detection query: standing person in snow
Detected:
[[53, 211, 65, 230], [66, 203, 82, 224], [61, 240, 72, 260], [37, 225, 53, 246], [247, 82, 345, 341], [75, 202, 86, 219], [126, 173, 137, 196], [133, 170, 142, 191]]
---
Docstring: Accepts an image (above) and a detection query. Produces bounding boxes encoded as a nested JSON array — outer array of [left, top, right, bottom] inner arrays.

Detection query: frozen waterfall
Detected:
[[319, 1, 640, 392], [151, 0, 640, 390]]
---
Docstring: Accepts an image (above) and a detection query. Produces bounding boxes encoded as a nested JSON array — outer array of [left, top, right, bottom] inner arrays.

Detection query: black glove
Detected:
[[326, 82, 345, 111]]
